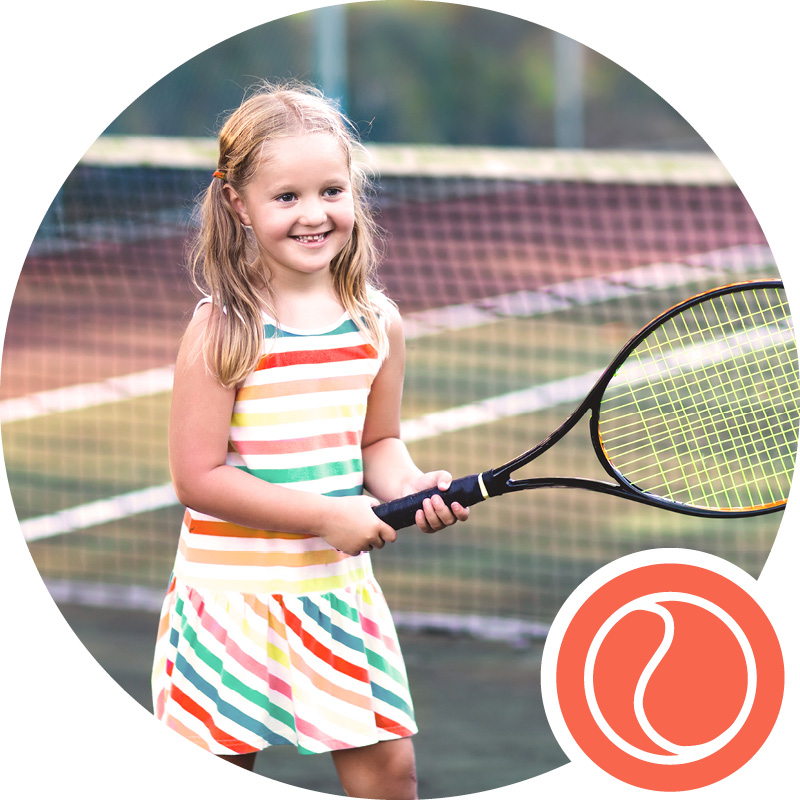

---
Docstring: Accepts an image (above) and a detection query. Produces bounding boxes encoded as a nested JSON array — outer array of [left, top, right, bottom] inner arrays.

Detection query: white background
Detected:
[[1, 1, 797, 797]]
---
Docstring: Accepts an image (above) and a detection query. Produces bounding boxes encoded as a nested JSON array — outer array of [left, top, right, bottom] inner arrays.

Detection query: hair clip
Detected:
[[213, 170, 227, 181]]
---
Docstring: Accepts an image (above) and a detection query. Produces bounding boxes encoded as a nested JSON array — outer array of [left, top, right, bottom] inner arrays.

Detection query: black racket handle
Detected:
[[373, 473, 487, 530]]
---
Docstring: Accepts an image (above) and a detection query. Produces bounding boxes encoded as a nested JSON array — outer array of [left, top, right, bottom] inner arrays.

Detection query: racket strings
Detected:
[[622, 388, 786, 510], [596, 325, 796, 435], [601, 322, 798, 451], [602, 405, 796, 476], [602, 337, 799, 459], [598, 388, 798, 444], [643, 310, 741, 507], [597, 286, 800, 511], [616, 428, 795, 508], [630, 308, 796, 508], [697, 292, 799, 506], [648, 300, 797, 507], [628, 300, 789, 355]]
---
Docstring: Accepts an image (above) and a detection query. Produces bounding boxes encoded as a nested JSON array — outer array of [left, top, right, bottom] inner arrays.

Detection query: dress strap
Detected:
[[194, 296, 228, 315]]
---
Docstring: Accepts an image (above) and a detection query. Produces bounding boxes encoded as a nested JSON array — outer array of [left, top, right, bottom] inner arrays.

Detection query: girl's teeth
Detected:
[[295, 233, 326, 243]]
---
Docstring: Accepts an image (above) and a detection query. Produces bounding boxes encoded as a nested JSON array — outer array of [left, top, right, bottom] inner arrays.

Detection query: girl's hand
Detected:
[[318, 495, 398, 556], [400, 471, 471, 534]]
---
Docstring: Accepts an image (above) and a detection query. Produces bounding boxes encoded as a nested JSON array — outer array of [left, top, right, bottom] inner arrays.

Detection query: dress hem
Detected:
[[167, 723, 419, 756]]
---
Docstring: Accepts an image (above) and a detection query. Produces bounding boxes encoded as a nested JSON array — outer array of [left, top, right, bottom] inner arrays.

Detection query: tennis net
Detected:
[[2, 136, 789, 642]]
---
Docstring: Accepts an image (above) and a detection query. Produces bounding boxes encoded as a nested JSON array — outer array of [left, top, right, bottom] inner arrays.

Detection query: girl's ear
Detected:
[[223, 185, 252, 227]]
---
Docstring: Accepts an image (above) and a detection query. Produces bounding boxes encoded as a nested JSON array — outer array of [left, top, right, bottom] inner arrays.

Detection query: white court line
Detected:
[[1, 244, 770, 426], [22, 484, 180, 542], [0, 366, 175, 423]]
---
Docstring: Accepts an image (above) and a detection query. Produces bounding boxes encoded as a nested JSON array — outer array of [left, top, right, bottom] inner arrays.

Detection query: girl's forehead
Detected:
[[258, 132, 349, 167]]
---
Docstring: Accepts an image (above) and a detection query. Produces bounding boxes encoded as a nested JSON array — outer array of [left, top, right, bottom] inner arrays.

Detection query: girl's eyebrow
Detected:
[[266, 175, 350, 194]]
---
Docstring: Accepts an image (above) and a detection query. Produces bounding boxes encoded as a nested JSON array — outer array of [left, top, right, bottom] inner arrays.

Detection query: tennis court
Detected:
[[1, 140, 788, 795]]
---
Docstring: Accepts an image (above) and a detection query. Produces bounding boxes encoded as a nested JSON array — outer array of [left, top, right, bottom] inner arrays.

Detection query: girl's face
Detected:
[[227, 133, 355, 284]]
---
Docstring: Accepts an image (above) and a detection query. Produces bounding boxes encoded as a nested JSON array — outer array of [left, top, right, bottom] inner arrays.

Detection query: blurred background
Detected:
[[0, 2, 784, 797], [103, 1, 708, 151]]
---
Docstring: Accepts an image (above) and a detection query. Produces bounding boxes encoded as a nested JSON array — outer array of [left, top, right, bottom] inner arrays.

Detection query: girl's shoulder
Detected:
[[366, 285, 399, 322], [365, 286, 403, 352], [184, 297, 227, 344]]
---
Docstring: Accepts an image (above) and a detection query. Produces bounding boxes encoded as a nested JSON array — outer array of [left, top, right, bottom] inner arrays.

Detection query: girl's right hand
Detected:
[[319, 495, 398, 556]]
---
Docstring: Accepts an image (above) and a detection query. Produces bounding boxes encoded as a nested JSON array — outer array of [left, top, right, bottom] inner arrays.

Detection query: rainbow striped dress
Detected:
[[151, 306, 417, 755]]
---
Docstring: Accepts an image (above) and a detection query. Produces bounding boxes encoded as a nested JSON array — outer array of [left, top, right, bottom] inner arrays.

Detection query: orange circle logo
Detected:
[[541, 551, 784, 791]]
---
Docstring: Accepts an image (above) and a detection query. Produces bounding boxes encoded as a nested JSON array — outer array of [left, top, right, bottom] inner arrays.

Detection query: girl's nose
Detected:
[[298, 198, 327, 227]]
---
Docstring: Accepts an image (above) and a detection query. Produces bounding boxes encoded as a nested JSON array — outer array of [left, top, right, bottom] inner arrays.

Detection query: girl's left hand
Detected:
[[400, 471, 471, 533]]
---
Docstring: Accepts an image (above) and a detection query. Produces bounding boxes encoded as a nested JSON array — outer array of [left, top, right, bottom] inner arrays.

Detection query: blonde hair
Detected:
[[189, 80, 389, 389]]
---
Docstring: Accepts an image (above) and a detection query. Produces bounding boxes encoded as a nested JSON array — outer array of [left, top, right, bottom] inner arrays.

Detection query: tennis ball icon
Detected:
[[586, 594, 753, 764], [541, 552, 784, 791]]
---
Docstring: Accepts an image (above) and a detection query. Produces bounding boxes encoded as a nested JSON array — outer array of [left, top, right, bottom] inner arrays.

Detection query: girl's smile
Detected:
[[292, 231, 331, 245]]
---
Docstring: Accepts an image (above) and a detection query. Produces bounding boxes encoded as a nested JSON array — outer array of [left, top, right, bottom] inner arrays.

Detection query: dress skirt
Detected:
[[152, 574, 417, 755]]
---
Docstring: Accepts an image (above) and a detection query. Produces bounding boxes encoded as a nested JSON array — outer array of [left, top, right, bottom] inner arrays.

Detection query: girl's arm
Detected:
[[361, 303, 470, 533], [168, 303, 397, 555]]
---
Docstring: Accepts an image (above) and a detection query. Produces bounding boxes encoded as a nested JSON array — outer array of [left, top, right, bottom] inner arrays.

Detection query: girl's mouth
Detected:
[[292, 232, 330, 244]]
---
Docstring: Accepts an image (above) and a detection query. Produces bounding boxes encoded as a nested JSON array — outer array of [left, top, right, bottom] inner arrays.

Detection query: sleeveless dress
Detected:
[[151, 305, 417, 756]]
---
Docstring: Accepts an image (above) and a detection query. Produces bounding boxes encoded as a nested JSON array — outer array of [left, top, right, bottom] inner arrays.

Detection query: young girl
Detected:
[[151, 81, 468, 800]]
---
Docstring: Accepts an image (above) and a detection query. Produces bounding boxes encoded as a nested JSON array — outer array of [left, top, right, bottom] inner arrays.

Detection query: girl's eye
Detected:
[[275, 193, 296, 203], [323, 187, 343, 197]]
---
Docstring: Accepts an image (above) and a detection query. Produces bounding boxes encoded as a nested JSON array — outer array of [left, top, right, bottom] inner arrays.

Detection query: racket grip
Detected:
[[372, 473, 486, 531]]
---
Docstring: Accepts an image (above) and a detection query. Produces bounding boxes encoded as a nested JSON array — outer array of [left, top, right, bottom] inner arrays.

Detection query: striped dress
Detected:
[[152, 305, 417, 755]]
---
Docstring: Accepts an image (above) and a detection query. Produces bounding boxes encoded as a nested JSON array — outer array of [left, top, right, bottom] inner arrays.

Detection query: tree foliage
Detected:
[[106, 2, 705, 151]]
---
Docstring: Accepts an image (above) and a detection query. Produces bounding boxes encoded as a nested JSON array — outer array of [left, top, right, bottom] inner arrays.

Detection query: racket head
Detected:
[[591, 280, 799, 516]]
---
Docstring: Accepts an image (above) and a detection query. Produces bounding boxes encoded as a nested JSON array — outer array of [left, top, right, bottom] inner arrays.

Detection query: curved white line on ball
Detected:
[[584, 592, 757, 765]]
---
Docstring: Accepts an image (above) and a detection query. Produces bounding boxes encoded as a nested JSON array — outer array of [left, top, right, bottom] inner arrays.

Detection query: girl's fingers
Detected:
[[414, 508, 430, 533], [435, 471, 453, 491], [431, 494, 456, 525], [414, 495, 469, 533]]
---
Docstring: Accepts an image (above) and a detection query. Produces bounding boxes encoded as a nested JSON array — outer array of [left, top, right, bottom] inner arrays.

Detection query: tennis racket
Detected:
[[374, 280, 800, 530]]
